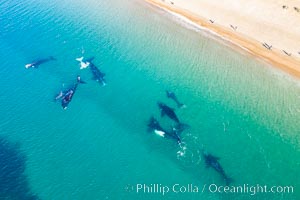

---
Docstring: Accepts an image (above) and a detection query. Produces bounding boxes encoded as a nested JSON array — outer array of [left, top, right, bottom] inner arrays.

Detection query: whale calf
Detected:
[[166, 90, 185, 108], [25, 56, 56, 69]]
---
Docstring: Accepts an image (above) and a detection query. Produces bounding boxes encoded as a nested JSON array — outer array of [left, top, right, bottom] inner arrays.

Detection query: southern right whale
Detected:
[[55, 76, 85, 109], [157, 102, 180, 123], [61, 85, 77, 109], [166, 90, 185, 108], [77, 57, 106, 86], [157, 102, 190, 132], [147, 117, 182, 144], [203, 151, 233, 185], [89, 62, 106, 86], [25, 56, 56, 69]]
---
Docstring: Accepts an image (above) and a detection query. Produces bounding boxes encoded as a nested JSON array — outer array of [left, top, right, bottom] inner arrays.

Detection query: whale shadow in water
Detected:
[[0, 136, 40, 200]]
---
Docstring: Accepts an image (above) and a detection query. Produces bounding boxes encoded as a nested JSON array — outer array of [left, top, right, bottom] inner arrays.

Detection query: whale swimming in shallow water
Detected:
[[166, 90, 185, 108], [55, 76, 86, 102], [76, 57, 90, 69], [157, 102, 180, 123], [61, 86, 76, 109], [76, 56, 106, 86], [25, 56, 56, 69], [148, 117, 167, 137], [56, 76, 85, 109], [203, 151, 233, 185], [147, 117, 182, 144], [89, 62, 106, 86]]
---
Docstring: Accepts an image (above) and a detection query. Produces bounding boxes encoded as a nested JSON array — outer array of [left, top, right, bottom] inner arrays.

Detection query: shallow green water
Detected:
[[0, 0, 299, 199]]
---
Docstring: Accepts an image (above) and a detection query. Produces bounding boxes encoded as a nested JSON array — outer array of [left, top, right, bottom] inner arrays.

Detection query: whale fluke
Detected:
[[76, 57, 90, 69], [76, 57, 84, 62]]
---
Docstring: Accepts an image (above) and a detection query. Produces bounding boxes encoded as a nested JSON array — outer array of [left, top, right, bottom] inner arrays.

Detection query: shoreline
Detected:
[[145, 0, 300, 79]]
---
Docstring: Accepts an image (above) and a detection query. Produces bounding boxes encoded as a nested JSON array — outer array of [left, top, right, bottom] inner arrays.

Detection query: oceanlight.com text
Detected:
[[207, 184, 294, 195]]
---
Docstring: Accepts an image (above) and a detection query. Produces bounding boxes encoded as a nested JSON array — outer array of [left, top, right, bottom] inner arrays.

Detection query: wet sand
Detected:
[[145, 0, 300, 78]]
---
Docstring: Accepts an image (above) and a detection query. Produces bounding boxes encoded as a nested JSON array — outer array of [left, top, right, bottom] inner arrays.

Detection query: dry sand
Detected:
[[145, 0, 300, 78]]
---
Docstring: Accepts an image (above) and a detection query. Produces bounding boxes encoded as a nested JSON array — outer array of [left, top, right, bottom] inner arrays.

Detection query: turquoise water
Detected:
[[0, 0, 299, 199]]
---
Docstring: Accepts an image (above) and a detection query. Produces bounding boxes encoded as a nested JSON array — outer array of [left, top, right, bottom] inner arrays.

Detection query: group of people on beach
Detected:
[[159, 0, 300, 58], [282, 5, 300, 13]]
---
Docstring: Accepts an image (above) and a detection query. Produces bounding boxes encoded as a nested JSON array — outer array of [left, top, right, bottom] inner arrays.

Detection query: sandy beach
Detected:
[[145, 0, 300, 78]]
